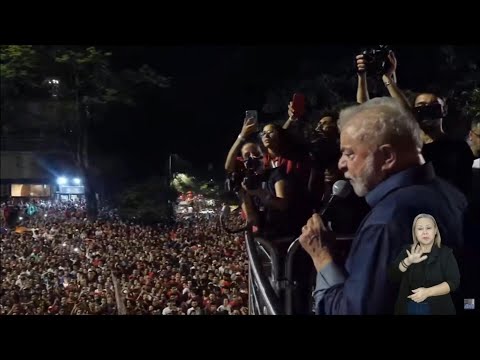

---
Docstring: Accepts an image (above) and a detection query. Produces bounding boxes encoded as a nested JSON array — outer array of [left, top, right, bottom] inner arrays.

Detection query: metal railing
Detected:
[[284, 234, 354, 314], [246, 230, 355, 315], [244, 228, 283, 315]]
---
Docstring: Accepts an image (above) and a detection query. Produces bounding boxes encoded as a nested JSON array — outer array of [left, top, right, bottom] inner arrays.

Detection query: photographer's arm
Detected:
[[225, 118, 257, 172], [382, 52, 411, 110], [357, 73, 370, 103], [356, 55, 370, 104], [382, 74, 411, 110], [225, 137, 245, 173]]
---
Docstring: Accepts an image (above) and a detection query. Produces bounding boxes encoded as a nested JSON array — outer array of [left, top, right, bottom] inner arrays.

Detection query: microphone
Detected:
[[290, 180, 352, 250], [320, 180, 352, 216]]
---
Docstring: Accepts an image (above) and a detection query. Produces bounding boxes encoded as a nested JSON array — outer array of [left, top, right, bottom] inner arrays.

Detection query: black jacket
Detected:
[[389, 244, 460, 315]]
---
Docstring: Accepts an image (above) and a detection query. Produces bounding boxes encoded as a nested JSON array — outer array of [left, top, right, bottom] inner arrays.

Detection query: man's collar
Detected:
[[365, 163, 436, 208]]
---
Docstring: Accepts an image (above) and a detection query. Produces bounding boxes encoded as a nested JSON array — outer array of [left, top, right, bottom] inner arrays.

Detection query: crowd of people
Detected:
[[1, 200, 249, 315]]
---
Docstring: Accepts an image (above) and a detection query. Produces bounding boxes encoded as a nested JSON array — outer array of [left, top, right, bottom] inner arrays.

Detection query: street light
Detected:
[[57, 177, 67, 185]]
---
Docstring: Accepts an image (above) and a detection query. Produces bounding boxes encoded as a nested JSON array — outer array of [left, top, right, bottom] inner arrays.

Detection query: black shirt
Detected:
[[390, 244, 460, 315], [422, 137, 474, 196]]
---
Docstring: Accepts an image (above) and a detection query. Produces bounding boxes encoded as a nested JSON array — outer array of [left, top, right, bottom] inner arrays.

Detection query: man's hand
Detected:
[[298, 214, 334, 271], [405, 244, 428, 265], [408, 287, 430, 303]]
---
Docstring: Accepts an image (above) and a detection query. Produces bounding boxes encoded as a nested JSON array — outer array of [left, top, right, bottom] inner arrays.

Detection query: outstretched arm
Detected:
[[356, 55, 369, 104], [382, 51, 411, 110], [225, 117, 257, 172]]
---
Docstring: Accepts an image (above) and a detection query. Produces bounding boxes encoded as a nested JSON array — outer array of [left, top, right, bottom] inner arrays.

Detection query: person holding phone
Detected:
[[283, 93, 306, 130], [224, 111, 263, 226], [225, 112, 261, 174]]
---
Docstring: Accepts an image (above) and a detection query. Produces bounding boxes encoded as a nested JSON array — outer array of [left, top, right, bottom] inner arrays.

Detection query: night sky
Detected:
[[93, 45, 480, 182]]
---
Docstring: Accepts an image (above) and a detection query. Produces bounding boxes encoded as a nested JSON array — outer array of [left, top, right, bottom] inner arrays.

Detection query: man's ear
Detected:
[[379, 144, 396, 171]]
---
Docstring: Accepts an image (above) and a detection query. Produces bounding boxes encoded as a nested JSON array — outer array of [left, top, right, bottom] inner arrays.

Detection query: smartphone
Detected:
[[292, 93, 306, 118], [245, 110, 258, 122]]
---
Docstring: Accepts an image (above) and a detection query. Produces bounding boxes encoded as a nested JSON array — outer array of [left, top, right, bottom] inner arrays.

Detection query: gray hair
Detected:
[[338, 97, 423, 151]]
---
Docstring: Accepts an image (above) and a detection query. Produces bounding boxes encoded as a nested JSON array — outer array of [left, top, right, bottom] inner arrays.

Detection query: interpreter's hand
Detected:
[[406, 244, 428, 265], [408, 287, 430, 303]]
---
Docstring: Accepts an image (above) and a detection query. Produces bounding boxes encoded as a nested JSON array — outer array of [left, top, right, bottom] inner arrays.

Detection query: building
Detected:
[[1, 137, 84, 201]]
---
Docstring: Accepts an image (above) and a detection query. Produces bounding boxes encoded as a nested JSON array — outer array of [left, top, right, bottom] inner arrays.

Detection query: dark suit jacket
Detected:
[[389, 244, 460, 315]]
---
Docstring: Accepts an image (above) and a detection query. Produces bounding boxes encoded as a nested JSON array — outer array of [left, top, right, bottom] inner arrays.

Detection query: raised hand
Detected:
[[356, 54, 367, 74], [240, 117, 257, 139], [405, 244, 428, 265], [384, 51, 397, 79]]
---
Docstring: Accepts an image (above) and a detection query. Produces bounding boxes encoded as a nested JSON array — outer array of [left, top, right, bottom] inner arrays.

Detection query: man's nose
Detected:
[[338, 156, 347, 171]]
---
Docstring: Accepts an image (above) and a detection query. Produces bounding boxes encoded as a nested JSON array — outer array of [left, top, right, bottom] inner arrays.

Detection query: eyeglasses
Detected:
[[471, 130, 480, 138]]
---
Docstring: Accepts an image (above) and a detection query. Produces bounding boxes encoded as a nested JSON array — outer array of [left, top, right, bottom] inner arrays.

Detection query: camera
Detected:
[[414, 103, 444, 121], [242, 156, 263, 191], [225, 156, 264, 194], [361, 45, 391, 75]]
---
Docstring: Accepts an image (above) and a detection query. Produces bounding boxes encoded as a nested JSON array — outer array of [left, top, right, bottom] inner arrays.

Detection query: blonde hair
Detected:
[[411, 213, 441, 248]]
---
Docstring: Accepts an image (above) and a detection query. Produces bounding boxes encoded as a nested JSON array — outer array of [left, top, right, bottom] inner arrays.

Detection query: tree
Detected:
[[116, 176, 177, 224], [171, 173, 197, 194], [1, 45, 171, 219], [465, 88, 480, 119]]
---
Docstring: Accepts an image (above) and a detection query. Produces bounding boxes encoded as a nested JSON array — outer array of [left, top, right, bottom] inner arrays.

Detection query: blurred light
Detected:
[[19, 216, 24, 221], [63, 243, 66, 247], [44, 214, 48, 218], [57, 177, 68, 185], [74, 248, 79, 252], [73, 178, 81, 185]]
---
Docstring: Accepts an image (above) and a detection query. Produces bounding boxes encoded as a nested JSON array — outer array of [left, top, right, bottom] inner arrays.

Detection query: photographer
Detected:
[[356, 47, 409, 109], [355, 49, 473, 196]]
